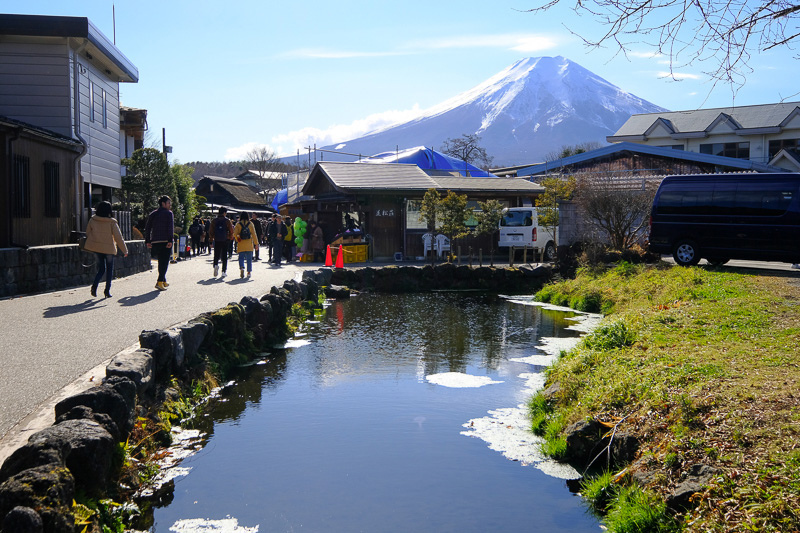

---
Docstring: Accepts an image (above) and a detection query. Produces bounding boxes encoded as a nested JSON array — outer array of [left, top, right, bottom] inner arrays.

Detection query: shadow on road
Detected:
[[118, 291, 161, 307], [43, 298, 106, 318]]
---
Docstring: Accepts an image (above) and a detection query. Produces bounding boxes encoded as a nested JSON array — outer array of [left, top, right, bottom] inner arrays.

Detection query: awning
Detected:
[[206, 203, 276, 216]]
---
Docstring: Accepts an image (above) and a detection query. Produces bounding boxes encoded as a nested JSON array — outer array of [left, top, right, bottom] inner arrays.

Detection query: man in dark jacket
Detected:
[[209, 207, 234, 278], [253, 215, 264, 261], [265, 214, 277, 262], [144, 196, 174, 291], [269, 215, 288, 266]]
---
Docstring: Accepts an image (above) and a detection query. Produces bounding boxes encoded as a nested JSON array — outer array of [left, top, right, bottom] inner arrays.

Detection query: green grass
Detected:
[[530, 263, 800, 532], [605, 485, 679, 533]]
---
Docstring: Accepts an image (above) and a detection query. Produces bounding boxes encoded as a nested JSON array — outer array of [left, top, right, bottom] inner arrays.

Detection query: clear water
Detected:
[[149, 293, 601, 532]]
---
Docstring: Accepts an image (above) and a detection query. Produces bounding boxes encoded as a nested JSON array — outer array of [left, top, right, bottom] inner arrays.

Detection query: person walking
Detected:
[[311, 221, 325, 263], [271, 215, 288, 266], [189, 218, 203, 257], [210, 207, 234, 277], [233, 211, 259, 278], [253, 215, 263, 261], [266, 214, 277, 262], [283, 217, 295, 263], [144, 195, 174, 291], [84, 201, 128, 298]]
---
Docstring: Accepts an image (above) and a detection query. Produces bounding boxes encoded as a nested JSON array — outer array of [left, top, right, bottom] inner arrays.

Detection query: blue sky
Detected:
[[8, 0, 799, 164]]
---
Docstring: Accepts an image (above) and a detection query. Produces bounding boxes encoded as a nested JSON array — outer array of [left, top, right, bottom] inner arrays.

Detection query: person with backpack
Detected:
[[209, 207, 234, 277], [233, 211, 259, 278]]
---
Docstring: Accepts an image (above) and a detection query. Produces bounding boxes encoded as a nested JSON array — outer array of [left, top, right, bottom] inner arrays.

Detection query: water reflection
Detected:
[[149, 293, 600, 533]]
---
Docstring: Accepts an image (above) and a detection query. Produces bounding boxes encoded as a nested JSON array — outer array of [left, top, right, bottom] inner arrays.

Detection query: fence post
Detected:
[[509, 246, 514, 267], [479, 249, 483, 267]]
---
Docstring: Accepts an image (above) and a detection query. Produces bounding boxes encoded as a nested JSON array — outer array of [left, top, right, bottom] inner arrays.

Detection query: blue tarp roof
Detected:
[[365, 146, 495, 177], [271, 188, 288, 211]]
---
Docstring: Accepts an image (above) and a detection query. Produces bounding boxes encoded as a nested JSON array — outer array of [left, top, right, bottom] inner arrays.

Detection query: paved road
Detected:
[[661, 256, 800, 272], [0, 252, 319, 461]]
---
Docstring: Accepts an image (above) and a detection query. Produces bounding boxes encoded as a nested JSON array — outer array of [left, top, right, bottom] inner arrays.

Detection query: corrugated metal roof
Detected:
[[516, 142, 781, 176], [309, 162, 543, 193], [611, 102, 800, 138]]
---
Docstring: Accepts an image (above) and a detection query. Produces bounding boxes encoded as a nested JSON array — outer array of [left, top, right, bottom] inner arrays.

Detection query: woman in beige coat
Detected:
[[85, 201, 128, 298]]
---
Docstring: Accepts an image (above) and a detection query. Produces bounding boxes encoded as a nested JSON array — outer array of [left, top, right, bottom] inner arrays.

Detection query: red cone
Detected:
[[325, 245, 333, 267], [335, 245, 344, 269]]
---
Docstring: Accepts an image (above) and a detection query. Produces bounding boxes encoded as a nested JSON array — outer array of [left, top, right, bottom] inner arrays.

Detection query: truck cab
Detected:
[[498, 207, 557, 262]]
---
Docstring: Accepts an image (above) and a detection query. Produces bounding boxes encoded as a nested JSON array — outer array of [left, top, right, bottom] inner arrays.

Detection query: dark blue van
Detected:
[[648, 173, 800, 266]]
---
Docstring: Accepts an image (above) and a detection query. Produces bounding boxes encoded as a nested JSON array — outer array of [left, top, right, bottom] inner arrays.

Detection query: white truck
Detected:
[[498, 207, 558, 262]]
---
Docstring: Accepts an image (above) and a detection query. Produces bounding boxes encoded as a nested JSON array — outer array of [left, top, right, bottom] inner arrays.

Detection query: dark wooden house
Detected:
[[0, 116, 83, 247], [298, 161, 545, 260], [195, 176, 274, 215]]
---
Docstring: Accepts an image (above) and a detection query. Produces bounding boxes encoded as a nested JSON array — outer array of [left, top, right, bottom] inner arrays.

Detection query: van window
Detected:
[[500, 210, 533, 227], [735, 188, 793, 216], [657, 184, 794, 216]]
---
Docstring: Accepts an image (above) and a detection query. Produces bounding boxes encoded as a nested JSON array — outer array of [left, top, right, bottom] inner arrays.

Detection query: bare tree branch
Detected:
[[526, 0, 800, 92]]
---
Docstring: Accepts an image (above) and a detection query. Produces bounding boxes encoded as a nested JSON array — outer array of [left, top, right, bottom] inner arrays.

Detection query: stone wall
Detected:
[[0, 272, 327, 532], [0, 242, 151, 298]]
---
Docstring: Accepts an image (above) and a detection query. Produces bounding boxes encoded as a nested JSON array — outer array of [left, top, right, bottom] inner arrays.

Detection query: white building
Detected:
[[607, 102, 800, 171]]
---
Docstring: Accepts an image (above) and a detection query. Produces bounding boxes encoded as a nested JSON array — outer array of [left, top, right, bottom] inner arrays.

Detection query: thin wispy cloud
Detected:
[[224, 105, 424, 160], [282, 32, 560, 60], [657, 71, 702, 80], [629, 51, 664, 59], [281, 48, 409, 59], [409, 33, 559, 52]]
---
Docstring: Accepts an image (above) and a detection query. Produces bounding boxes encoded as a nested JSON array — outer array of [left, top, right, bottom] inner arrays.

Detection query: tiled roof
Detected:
[[305, 162, 543, 194], [610, 101, 800, 138], [199, 176, 266, 206]]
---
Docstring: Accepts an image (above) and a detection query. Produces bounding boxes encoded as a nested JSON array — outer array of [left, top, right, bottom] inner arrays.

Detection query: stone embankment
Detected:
[[0, 263, 553, 532], [0, 242, 151, 298]]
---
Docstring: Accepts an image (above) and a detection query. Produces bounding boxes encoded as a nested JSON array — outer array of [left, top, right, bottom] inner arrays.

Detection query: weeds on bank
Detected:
[[531, 262, 800, 531]]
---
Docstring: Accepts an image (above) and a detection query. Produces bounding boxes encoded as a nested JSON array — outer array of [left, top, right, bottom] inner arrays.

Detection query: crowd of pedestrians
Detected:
[[87, 200, 342, 297]]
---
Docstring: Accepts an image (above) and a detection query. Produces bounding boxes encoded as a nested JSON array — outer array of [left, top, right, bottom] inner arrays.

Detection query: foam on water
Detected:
[[169, 517, 259, 532], [461, 297, 602, 480], [426, 372, 504, 388]]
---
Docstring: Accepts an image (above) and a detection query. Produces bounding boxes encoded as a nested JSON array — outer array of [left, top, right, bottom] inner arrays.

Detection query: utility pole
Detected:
[[162, 128, 172, 162]]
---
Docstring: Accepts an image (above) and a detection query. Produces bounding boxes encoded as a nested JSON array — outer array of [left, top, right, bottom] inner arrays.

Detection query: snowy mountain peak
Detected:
[[320, 56, 667, 166]]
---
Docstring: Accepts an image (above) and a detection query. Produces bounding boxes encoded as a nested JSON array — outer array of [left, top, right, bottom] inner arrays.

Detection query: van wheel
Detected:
[[543, 242, 557, 262], [706, 258, 729, 266], [673, 240, 700, 266]]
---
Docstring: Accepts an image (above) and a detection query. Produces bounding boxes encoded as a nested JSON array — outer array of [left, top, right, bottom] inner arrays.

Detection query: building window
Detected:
[[44, 161, 60, 218], [13, 155, 31, 218], [768, 139, 800, 159], [699, 142, 750, 159], [90, 81, 95, 123], [101, 88, 107, 128]]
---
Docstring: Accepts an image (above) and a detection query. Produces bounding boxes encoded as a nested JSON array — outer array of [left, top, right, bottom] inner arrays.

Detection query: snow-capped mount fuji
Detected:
[[317, 56, 667, 167]]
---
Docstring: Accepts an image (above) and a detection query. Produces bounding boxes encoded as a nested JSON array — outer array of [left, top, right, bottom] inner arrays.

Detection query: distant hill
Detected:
[[307, 56, 667, 167]]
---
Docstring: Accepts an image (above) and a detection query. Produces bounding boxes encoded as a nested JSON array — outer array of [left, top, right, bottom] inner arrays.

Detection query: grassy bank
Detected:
[[530, 262, 800, 532]]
